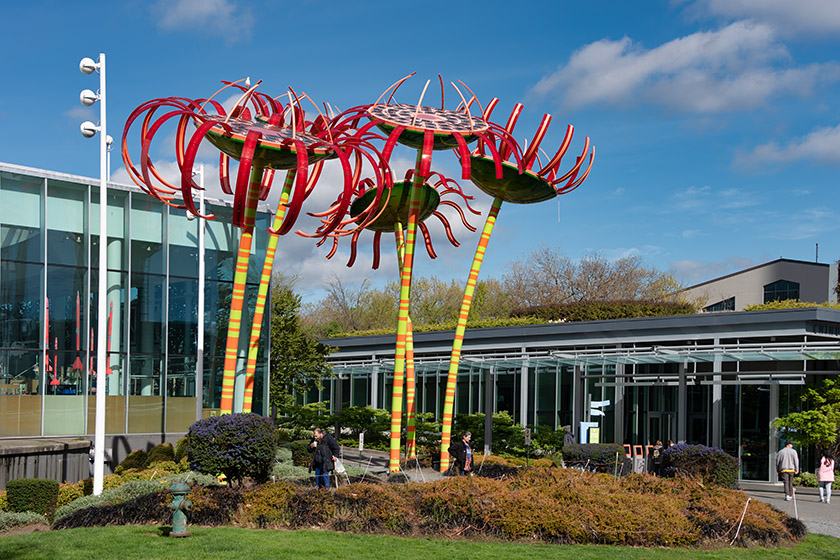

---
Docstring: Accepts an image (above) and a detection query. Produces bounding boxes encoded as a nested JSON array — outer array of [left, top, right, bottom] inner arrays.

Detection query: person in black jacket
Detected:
[[308, 428, 340, 489], [448, 431, 473, 476]]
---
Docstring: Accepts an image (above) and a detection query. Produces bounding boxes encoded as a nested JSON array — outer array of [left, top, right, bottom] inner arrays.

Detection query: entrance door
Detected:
[[647, 412, 674, 445]]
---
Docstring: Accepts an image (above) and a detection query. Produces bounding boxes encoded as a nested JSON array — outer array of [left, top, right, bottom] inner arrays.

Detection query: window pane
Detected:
[[130, 197, 164, 274]]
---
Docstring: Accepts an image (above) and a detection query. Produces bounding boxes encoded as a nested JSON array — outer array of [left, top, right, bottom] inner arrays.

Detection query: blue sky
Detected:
[[2, 0, 839, 302]]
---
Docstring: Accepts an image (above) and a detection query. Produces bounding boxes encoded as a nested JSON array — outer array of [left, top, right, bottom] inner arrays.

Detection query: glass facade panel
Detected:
[[1, 166, 270, 438]]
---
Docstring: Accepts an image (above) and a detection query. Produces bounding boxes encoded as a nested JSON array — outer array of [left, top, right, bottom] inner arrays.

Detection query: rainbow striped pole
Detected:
[[389, 149, 426, 472], [439, 197, 503, 471], [394, 226, 417, 459], [219, 166, 264, 414], [241, 171, 295, 413]]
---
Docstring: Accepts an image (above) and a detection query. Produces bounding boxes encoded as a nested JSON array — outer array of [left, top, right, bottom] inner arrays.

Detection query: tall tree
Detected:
[[269, 276, 333, 415], [772, 378, 840, 458], [503, 247, 683, 308]]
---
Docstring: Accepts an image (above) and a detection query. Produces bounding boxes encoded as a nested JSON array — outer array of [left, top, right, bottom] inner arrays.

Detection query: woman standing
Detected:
[[818, 451, 835, 504]]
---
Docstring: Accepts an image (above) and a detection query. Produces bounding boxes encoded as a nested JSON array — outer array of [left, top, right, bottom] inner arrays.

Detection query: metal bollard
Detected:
[[169, 481, 192, 537]]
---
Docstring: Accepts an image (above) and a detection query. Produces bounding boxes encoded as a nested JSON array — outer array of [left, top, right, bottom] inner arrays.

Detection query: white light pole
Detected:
[[192, 166, 206, 421], [79, 53, 107, 496]]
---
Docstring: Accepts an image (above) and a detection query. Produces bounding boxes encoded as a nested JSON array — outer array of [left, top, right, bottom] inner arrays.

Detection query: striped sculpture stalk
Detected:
[[439, 102, 594, 472]]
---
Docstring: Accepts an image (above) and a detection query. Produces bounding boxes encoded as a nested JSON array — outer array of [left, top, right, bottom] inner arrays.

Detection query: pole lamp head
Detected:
[[79, 57, 99, 75], [80, 121, 99, 138], [80, 89, 99, 106]]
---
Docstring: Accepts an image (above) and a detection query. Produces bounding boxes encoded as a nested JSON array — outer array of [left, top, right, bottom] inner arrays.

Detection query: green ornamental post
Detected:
[[169, 481, 192, 537]]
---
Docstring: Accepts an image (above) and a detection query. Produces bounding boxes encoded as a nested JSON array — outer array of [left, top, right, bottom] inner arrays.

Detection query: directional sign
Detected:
[[590, 400, 611, 408]]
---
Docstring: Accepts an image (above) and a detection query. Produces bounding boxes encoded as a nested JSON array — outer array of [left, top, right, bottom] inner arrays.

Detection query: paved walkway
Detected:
[[739, 481, 840, 538]]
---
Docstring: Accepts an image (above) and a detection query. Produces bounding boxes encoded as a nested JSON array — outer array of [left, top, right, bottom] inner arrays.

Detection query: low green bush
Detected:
[[174, 437, 189, 463], [0, 491, 6, 511], [271, 462, 310, 481], [146, 442, 175, 465], [114, 449, 148, 474], [53, 480, 165, 522], [52, 491, 168, 530], [794, 471, 818, 487], [6, 478, 59, 517], [275, 447, 293, 464], [662, 443, 739, 488], [0, 510, 48, 532], [288, 440, 313, 468], [57, 483, 84, 508]]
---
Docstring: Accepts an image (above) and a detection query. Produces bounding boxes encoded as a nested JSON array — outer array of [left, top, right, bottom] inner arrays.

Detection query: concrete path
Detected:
[[740, 481, 840, 538]]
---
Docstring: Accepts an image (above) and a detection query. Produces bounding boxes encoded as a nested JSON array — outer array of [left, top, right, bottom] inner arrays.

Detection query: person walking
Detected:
[[818, 451, 835, 504], [448, 431, 473, 476], [776, 441, 799, 501], [308, 427, 340, 489], [651, 440, 664, 476]]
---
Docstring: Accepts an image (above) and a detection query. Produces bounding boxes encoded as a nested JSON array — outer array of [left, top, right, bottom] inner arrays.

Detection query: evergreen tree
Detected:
[[269, 279, 332, 415]]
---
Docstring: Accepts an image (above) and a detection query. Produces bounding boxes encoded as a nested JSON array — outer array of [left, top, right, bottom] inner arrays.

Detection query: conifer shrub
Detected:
[[240, 483, 296, 526], [52, 490, 168, 530], [114, 449, 148, 474], [57, 483, 84, 509], [0, 490, 7, 511], [661, 443, 738, 488], [6, 478, 59, 517], [174, 436, 189, 462], [288, 439, 313, 467], [188, 413, 277, 485], [146, 442, 175, 465]]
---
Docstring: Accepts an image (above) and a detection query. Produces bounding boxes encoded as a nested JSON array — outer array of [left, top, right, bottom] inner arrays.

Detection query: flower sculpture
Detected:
[[321, 170, 479, 457], [329, 75, 516, 471], [122, 79, 386, 414], [438, 101, 594, 471]]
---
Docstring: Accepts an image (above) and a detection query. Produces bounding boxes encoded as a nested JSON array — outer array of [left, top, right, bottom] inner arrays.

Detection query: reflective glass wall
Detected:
[[0, 167, 270, 437]]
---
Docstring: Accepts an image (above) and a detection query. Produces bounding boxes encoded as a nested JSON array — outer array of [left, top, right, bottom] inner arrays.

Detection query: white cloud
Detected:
[[766, 207, 838, 241], [735, 123, 840, 168], [531, 20, 840, 113], [151, 0, 254, 41], [693, 0, 840, 36], [669, 185, 759, 213]]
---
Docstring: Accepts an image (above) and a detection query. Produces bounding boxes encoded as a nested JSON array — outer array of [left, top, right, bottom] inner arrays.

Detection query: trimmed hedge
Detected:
[[188, 413, 277, 485], [662, 444, 739, 488], [511, 300, 696, 323], [6, 478, 59, 517]]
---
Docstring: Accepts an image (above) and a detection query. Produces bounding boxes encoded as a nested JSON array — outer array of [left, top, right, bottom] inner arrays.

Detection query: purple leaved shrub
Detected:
[[662, 443, 739, 488], [187, 413, 277, 485]]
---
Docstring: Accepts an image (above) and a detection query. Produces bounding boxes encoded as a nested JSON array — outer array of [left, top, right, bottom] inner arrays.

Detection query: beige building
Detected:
[[680, 258, 837, 312]]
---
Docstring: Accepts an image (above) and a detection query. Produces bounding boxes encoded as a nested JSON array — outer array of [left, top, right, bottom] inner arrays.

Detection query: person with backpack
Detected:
[[448, 431, 473, 476], [308, 427, 340, 489]]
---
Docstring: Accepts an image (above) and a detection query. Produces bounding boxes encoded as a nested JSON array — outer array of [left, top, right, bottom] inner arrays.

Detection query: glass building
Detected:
[[0, 162, 271, 442], [321, 308, 840, 482]]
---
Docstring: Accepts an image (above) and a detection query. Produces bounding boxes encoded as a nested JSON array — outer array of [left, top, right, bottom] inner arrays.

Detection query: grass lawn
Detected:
[[0, 526, 837, 560]]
